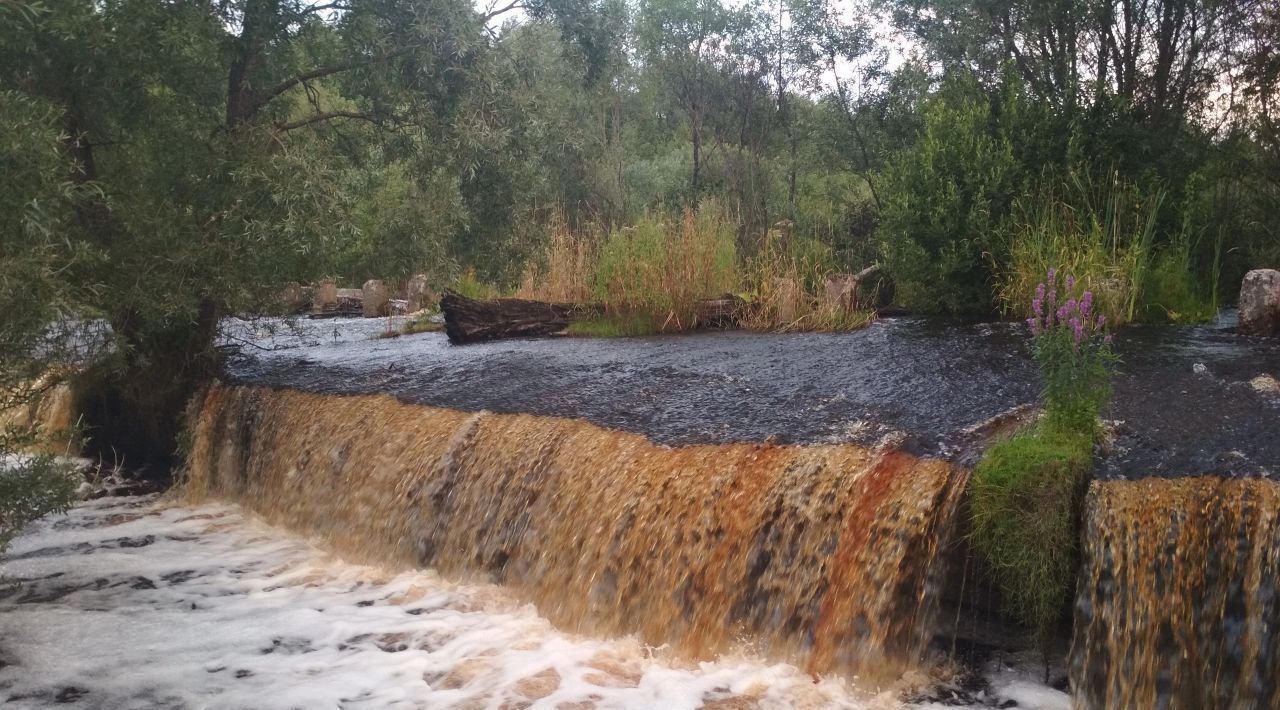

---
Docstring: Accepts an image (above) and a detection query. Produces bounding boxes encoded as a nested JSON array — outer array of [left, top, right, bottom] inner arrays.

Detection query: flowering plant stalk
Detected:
[[1027, 268, 1115, 435]]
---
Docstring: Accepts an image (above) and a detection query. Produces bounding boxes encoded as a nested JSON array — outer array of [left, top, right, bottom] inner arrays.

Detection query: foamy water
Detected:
[[0, 497, 1070, 709], [0, 497, 915, 709]]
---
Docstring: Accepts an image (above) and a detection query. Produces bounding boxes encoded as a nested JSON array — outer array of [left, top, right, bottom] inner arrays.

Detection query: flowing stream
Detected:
[[4, 313, 1278, 707]]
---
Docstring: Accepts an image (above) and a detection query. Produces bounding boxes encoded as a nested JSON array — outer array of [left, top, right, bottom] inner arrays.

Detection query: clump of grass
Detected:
[[999, 171, 1216, 326], [516, 204, 875, 336], [517, 212, 597, 304], [401, 315, 442, 335], [972, 269, 1115, 663], [453, 268, 502, 301], [970, 428, 1092, 648], [740, 229, 876, 332], [565, 314, 659, 337], [594, 202, 739, 331], [370, 310, 443, 339]]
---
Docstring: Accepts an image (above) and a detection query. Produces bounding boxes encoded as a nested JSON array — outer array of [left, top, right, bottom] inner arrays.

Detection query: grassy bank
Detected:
[[998, 173, 1220, 326], [518, 203, 876, 336]]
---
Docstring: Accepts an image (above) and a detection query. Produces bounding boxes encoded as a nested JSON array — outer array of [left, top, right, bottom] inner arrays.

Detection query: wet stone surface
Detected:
[[222, 312, 1280, 478]]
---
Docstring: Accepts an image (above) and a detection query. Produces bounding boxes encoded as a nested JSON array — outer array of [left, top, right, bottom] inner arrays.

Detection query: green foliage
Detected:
[[452, 269, 504, 301], [566, 314, 659, 337], [592, 203, 738, 331], [879, 77, 1021, 316], [1000, 172, 1219, 326], [970, 428, 1092, 648], [0, 455, 79, 552], [973, 268, 1115, 654]]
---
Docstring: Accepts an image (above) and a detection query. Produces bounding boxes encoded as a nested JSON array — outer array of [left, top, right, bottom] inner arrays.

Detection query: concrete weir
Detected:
[[185, 381, 969, 682], [201, 312, 1280, 706]]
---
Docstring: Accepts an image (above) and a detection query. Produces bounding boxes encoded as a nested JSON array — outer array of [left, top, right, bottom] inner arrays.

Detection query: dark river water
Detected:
[[223, 311, 1279, 479]]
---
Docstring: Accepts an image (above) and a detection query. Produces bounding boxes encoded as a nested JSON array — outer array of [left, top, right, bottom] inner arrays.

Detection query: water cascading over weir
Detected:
[[1072, 477, 1280, 708], [185, 381, 970, 680]]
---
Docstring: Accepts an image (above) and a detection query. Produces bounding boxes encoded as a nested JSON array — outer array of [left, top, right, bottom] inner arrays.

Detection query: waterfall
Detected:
[[1072, 477, 1280, 708], [185, 381, 971, 680]]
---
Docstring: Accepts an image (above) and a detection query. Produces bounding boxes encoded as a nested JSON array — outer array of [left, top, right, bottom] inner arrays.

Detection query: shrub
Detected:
[[878, 78, 1021, 316], [0, 454, 79, 551]]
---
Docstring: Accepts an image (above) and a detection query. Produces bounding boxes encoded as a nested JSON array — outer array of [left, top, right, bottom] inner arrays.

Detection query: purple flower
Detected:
[[1066, 274, 1076, 290], [1027, 317, 1041, 336], [1047, 267, 1057, 286], [1096, 314, 1106, 330], [1080, 290, 1093, 316]]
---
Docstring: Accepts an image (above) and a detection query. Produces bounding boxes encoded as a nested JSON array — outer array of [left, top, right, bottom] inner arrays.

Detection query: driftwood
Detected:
[[441, 292, 602, 344]]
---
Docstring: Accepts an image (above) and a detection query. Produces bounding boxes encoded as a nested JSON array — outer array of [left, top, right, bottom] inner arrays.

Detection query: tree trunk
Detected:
[[441, 292, 601, 344]]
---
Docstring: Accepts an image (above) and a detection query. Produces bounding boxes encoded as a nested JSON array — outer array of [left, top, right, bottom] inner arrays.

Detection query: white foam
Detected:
[[0, 497, 917, 709], [1, 497, 1073, 709]]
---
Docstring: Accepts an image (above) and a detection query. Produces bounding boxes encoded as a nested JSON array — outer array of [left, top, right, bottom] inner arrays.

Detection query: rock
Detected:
[[312, 279, 337, 315], [281, 282, 311, 314], [1193, 363, 1208, 375], [362, 279, 389, 318], [1239, 269, 1280, 336], [824, 274, 858, 312], [772, 277, 800, 324], [405, 273, 436, 313], [1251, 374, 1280, 394]]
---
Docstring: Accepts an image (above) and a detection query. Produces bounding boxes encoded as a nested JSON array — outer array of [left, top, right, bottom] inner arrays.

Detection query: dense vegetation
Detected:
[[971, 271, 1115, 661], [1, 0, 1277, 472]]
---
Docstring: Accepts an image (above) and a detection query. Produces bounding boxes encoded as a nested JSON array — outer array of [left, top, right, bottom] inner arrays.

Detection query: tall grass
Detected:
[[999, 171, 1218, 326], [595, 204, 739, 332], [739, 230, 876, 332], [516, 212, 596, 304], [518, 203, 875, 336]]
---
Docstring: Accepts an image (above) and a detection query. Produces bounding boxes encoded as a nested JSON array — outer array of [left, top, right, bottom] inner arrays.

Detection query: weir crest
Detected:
[[186, 381, 970, 680]]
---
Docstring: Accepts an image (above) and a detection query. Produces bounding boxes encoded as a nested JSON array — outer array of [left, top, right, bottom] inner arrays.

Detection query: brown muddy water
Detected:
[[5, 312, 1277, 708]]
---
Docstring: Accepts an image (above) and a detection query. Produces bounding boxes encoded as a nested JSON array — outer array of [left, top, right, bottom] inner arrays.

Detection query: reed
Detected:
[[997, 170, 1219, 326], [518, 205, 875, 335]]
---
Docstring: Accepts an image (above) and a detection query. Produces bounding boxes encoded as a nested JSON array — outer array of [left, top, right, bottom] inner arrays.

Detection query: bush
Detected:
[[878, 77, 1021, 316], [0, 454, 79, 552]]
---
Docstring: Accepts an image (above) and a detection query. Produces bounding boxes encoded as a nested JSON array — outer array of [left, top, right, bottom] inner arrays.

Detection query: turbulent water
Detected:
[[1072, 477, 1280, 708], [186, 381, 970, 682], [1, 496, 909, 709]]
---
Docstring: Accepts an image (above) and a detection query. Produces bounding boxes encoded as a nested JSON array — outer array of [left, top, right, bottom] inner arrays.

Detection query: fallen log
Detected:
[[441, 292, 601, 344]]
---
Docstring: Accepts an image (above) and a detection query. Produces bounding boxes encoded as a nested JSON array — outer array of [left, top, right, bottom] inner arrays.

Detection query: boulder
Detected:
[[1251, 374, 1280, 395], [1239, 269, 1280, 336], [824, 274, 858, 312], [362, 279, 390, 318], [312, 279, 337, 315], [405, 273, 435, 312]]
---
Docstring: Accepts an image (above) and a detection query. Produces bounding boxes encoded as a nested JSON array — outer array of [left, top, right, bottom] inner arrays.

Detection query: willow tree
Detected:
[[0, 0, 606, 472]]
